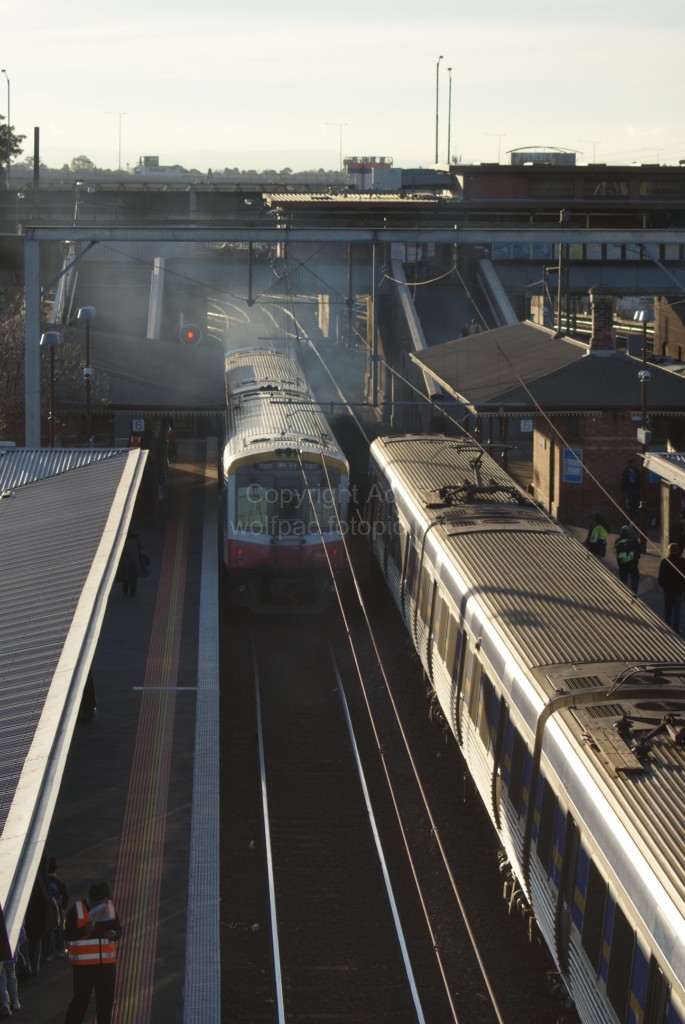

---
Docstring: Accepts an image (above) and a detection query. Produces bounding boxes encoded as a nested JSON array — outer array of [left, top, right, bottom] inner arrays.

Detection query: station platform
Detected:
[[507, 453, 669, 621], [17, 439, 220, 1024], [16, 437, 675, 1024]]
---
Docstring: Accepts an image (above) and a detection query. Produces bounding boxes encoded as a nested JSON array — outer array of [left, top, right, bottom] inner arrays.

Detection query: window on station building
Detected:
[[583, 179, 629, 197], [528, 177, 574, 197], [639, 178, 685, 197]]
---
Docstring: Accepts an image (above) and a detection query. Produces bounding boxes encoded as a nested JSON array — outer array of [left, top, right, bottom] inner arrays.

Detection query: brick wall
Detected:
[[533, 412, 662, 528]]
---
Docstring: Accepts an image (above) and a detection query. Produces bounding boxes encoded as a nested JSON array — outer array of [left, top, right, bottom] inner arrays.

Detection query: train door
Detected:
[[491, 698, 509, 831], [555, 814, 580, 975], [272, 475, 307, 567]]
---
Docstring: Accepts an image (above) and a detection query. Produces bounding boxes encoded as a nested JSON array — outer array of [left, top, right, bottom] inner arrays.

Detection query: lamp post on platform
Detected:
[[77, 306, 97, 443], [635, 310, 651, 550], [40, 331, 62, 447]]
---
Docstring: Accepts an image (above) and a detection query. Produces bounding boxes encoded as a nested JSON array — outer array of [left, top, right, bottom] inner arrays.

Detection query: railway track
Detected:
[[221, 610, 434, 1022], [220, 587, 558, 1023], [219, 315, 559, 1023]]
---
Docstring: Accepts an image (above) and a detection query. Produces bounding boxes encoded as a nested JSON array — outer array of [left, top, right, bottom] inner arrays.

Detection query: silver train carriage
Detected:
[[222, 348, 349, 606], [367, 434, 685, 1024]]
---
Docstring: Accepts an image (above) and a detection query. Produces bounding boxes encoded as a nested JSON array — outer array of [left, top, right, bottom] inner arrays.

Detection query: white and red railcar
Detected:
[[221, 347, 349, 606]]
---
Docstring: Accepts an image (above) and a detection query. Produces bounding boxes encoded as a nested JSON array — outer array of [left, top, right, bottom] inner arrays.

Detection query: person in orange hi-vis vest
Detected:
[[63, 881, 123, 1024]]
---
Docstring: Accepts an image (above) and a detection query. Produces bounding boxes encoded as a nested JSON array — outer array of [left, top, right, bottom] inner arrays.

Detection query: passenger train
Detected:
[[366, 434, 685, 1024], [221, 347, 349, 606]]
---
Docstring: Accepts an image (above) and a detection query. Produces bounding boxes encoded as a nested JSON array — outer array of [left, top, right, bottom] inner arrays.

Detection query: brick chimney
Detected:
[[587, 286, 616, 356]]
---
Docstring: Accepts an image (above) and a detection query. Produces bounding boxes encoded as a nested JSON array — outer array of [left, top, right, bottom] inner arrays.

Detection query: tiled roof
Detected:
[[412, 321, 685, 413]]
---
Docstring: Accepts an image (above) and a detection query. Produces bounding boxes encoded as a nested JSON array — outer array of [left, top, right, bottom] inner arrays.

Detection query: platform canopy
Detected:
[[0, 447, 147, 958]]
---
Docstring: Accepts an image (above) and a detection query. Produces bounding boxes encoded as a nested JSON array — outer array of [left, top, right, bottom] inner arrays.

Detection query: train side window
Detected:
[[444, 610, 458, 667], [418, 568, 433, 625], [557, 815, 580, 974], [507, 727, 527, 817], [644, 958, 672, 1024], [405, 542, 419, 601], [462, 648, 481, 722], [433, 595, 444, 648], [606, 903, 635, 1023], [387, 502, 401, 568], [477, 672, 494, 747], [581, 859, 607, 975], [535, 777, 557, 877]]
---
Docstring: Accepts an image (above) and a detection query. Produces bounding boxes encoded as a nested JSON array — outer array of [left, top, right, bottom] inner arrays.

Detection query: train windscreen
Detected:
[[234, 463, 342, 536]]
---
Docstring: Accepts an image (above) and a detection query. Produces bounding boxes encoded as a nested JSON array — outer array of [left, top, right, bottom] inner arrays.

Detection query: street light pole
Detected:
[[40, 332, 62, 447], [106, 111, 126, 170], [446, 67, 453, 164], [325, 122, 347, 173], [636, 311, 651, 550], [1, 69, 9, 186], [78, 306, 96, 443], [435, 55, 443, 164]]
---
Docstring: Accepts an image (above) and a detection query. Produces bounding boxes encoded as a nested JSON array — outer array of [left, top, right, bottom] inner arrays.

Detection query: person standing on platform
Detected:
[[63, 881, 123, 1024], [621, 458, 641, 521], [657, 543, 685, 633], [45, 857, 69, 959], [613, 525, 641, 594], [0, 925, 24, 1018], [584, 512, 609, 558]]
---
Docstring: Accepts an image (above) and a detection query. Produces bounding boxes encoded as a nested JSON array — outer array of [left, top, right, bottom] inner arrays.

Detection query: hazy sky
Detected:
[[3, 0, 685, 173]]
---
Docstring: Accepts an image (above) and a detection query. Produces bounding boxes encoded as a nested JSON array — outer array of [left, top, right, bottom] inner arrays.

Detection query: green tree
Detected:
[[70, 155, 97, 173], [0, 302, 108, 443], [0, 116, 26, 171], [0, 301, 26, 439], [17, 155, 48, 171]]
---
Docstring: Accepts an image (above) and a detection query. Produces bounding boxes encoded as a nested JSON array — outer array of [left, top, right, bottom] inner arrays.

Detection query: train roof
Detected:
[[224, 348, 347, 464], [225, 347, 308, 399], [372, 435, 685, 910]]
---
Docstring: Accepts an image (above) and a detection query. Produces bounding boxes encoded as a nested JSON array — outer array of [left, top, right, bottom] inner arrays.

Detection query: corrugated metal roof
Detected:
[[225, 348, 307, 398], [225, 392, 341, 456], [374, 435, 685, 911], [263, 192, 433, 205], [643, 451, 685, 489], [0, 448, 146, 956], [0, 446, 130, 491], [224, 347, 345, 460]]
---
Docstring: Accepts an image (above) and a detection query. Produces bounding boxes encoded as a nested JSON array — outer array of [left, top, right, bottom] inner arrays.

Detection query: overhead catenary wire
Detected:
[[274, 265, 508, 1023]]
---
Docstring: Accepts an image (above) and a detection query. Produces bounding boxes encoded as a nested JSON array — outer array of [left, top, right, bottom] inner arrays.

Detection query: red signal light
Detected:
[[179, 323, 202, 345]]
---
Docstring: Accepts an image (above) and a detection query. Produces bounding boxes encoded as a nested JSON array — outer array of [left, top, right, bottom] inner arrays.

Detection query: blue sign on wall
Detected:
[[563, 448, 583, 483]]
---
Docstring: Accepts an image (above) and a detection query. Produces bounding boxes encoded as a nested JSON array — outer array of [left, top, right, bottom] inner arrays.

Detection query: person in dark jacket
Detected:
[[657, 543, 685, 632], [24, 867, 53, 976], [613, 525, 641, 594], [620, 458, 641, 520]]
